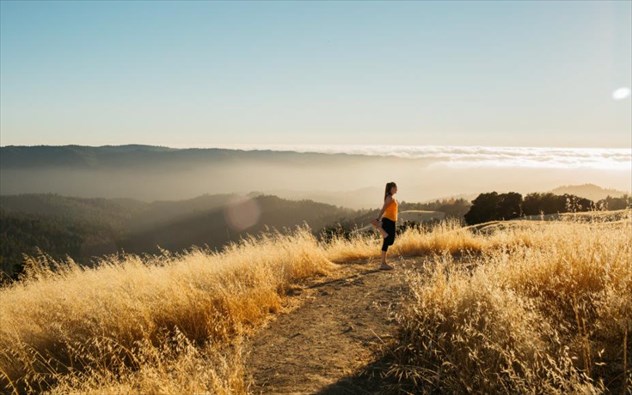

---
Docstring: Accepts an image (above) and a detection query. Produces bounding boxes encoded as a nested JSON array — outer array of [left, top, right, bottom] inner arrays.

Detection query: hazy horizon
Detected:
[[1, 144, 629, 209], [2, 142, 630, 170]]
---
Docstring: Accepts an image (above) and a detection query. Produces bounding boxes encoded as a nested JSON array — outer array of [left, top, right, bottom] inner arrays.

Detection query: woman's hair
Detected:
[[384, 182, 397, 200]]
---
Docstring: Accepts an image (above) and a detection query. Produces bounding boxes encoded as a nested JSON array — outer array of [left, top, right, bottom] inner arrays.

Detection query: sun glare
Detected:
[[612, 87, 631, 100]]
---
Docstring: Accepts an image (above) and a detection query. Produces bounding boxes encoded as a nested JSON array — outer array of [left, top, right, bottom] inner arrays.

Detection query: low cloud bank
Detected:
[[214, 144, 631, 171]]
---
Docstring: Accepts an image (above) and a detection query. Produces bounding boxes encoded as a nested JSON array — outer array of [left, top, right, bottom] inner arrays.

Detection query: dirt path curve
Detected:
[[245, 257, 424, 394]]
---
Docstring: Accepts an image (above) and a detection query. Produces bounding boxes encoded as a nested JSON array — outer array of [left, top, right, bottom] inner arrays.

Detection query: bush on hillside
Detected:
[[464, 192, 523, 225], [466, 192, 597, 225]]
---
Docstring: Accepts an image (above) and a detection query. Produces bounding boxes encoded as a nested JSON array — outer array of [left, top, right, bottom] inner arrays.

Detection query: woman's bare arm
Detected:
[[376, 195, 393, 220]]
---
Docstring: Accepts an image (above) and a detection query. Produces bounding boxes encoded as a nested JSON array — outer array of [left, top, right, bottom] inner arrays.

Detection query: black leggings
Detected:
[[381, 218, 396, 252]]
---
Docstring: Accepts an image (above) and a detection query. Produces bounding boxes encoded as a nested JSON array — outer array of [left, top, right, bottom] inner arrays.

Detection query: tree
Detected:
[[465, 192, 523, 225], [522, 193, 543, 216], [597, 195, 631, 210], [497, 192, 523, 220], [464, 192, 500, 225], [563, 194, 594, 212], [523, 192, 595, 216]]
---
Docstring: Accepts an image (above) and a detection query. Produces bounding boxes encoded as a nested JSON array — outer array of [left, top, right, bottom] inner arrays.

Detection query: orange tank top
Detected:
[[383, 196, 398, 221]]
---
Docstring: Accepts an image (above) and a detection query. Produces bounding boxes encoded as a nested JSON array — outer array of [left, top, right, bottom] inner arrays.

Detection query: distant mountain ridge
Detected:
[[550, 183, 629, 201], [0, 144, 365, 169], [0, 144, 431, 207]]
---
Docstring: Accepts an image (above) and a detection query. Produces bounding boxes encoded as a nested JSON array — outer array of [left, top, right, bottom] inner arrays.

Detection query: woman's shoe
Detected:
[[379, 263, 394, 270]]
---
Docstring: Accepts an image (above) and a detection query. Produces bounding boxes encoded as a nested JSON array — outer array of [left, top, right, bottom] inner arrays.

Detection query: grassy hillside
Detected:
[[387, 211, 632, 393], [0, 228, 333, 393], [0, 193, 354, 280], [119, 194, 355, 255], [1, 193, 474, 280], [1, 210, 629, 393]]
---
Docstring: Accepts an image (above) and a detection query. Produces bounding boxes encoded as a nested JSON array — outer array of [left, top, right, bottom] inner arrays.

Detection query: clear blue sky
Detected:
[[1, 0, 630, 148]]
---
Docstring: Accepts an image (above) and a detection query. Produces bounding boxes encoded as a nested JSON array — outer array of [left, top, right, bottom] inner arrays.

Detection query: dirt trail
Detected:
[[245, 257, 424, 394]]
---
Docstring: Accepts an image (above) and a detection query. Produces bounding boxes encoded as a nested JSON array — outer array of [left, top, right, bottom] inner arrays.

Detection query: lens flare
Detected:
[[612, 87, 631, 100], [224, 195, 261, 231]]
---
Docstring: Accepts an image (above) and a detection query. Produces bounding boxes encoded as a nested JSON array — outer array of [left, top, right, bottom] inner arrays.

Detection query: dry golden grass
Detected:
[[1, 210, 630, 394], [45, 331, 247, 395], [325, 217, 540, 261], [0, 227, 332, 393], [388, 211, 632, 393]]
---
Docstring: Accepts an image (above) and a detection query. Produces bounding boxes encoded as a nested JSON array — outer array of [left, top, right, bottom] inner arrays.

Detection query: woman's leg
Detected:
[[380, 220, 395, 270], [380, 249, 393, 270], [380, 238, 393, 270], [372, 219, 389, 238]]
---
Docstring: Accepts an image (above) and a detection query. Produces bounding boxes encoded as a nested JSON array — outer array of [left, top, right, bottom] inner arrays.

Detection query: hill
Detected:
[[0, 193, 354, 280], [118, 194, 356, 255], [0, 211, 629, 393], [0, 191, 478, 281], [551, 183, 629, 201]]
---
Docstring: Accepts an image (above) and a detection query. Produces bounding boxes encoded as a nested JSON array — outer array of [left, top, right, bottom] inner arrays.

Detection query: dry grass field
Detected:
[[0, 229, 333, 393], [389, 213, 631, 393], [0, 210, 630, 394]]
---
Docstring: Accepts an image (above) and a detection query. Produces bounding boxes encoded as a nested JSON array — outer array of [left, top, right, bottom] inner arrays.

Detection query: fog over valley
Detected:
[[1, 145, 629, 209]]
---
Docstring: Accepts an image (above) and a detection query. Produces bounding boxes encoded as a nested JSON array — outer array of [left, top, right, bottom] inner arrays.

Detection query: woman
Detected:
[[374, 182, 398, 270]]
